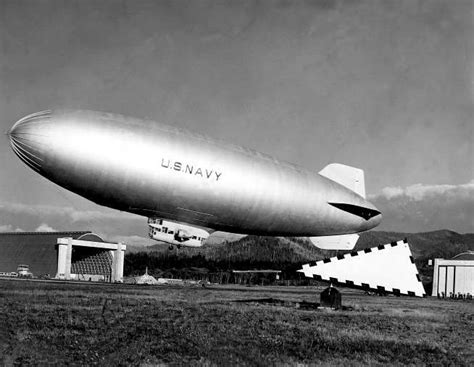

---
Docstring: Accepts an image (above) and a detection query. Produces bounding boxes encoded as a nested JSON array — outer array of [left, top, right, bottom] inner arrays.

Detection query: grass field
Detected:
[[0, 279, 472, 366]]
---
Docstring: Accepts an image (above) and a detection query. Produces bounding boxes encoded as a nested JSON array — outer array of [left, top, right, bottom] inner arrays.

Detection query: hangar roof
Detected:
[[451, 251, 474, 260], [0, 231, 91, 276]]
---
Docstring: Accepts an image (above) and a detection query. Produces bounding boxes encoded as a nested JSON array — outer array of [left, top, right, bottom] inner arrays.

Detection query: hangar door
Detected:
[[454, 266, 474, 294], [438, 265, 474, 295]]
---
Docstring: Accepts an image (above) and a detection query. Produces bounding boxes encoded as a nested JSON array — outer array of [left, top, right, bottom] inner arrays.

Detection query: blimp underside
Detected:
[[9, 110, 381, 249]]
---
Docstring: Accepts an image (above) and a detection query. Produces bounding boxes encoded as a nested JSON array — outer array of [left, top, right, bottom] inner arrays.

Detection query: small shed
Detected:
[[320, 285, 342, 309]]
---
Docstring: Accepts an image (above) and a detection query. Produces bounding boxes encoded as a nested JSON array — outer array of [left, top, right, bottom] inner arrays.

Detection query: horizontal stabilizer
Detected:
[[319, 163, 366, 198], [309, 234, 359, 250]]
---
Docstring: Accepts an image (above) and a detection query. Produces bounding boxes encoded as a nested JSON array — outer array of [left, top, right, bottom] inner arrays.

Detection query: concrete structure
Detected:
[[56, 235, 126, 282], [431, 252, 474, 297], [0, 231, 126, 282]]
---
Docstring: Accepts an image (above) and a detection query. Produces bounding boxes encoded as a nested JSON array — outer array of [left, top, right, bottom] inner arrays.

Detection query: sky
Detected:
[[0, 0, 472, 243]]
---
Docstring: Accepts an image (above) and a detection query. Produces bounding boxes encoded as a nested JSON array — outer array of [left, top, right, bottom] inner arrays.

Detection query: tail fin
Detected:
[[319, 163, 366, 198]]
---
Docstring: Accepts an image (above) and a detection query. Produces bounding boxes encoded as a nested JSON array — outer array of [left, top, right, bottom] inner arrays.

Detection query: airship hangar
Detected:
[[0, 231, 125, 282]]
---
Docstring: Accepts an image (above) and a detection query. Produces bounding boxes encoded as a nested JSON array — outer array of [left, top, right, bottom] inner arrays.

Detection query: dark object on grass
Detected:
[[298, 300, 320, 310], [320, 285, 341, 309], [233, 298, 320, 310]]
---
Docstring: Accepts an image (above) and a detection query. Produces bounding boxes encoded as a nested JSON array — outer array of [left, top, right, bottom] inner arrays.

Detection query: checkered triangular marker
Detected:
[[299, 240, 425, 297]]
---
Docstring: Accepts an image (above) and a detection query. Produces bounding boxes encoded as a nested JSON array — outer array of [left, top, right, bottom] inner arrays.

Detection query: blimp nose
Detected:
[[8, 110, 52, 172]]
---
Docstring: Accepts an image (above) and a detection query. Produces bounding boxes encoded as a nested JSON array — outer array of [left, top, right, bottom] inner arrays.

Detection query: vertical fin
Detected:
[[319, 163, 366, 198]]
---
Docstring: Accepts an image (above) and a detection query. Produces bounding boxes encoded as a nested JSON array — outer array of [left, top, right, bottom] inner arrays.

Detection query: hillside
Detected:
[[125, 236, 324, 276], [124, 230, 474, 287], [357, 230, 474, 260], [129, 230, 474, 262]]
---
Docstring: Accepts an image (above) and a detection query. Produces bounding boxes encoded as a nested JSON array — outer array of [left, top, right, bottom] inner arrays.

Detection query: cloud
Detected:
[[371, 180, 474, 233], [0, 224, 24, 232], [379, 186, 404, 200], [0, 201, 146, 239], [0, 202, 133, 222], [372, 181, 474, 201], [35, 223, 56, 232]]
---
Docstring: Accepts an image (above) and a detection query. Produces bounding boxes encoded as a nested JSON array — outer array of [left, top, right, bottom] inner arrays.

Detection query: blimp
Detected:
[[8, 110, 381, 250]]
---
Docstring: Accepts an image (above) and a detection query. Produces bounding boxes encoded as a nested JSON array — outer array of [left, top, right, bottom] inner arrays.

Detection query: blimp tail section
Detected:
[[319, 163, 366, 198], [313, 164, 366, 250]]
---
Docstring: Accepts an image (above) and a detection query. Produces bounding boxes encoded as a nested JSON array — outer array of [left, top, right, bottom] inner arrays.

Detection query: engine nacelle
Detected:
[[147, 218, 210, 247]]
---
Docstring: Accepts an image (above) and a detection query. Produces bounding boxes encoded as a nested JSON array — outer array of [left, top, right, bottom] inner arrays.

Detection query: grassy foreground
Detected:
[[0, 279, 472, 366]]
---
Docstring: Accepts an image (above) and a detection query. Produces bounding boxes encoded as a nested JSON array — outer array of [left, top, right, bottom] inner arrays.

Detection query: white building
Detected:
[[431, 252, 474, 297]]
